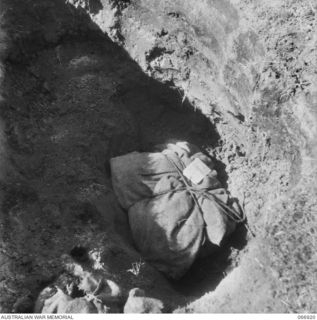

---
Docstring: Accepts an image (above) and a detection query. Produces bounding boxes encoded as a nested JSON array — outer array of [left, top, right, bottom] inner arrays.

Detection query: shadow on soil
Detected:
[[1, 0, 248, 311]]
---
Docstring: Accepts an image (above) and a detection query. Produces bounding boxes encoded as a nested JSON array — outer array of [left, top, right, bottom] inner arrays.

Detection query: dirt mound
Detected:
[[0, 0, 316, 313]]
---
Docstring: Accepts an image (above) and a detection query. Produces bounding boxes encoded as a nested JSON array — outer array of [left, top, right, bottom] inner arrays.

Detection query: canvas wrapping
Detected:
[[110, 142, 238, 279]]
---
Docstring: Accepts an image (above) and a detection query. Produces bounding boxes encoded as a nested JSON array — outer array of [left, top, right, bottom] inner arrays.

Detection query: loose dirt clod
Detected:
[[124, 288, 164, 313]]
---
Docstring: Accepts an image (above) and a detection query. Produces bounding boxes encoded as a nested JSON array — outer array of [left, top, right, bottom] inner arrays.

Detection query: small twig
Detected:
[[127, 259, 145, 276], [281, 299, 292, 308], [245, 222, 256, 238], [254, 257, 264, 269], [241, 192, 256, 238]]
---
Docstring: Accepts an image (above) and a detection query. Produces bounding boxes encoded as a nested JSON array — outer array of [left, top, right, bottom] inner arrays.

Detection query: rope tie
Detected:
[[164, 154, 245, 224]]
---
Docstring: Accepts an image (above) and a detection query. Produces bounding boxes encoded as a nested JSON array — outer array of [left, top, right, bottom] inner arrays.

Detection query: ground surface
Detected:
[[0, 0, 316, 314]]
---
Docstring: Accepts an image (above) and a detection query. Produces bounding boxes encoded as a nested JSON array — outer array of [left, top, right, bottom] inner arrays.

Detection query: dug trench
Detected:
[[0, 2, 247, 312], [1, 0, 316, 314]]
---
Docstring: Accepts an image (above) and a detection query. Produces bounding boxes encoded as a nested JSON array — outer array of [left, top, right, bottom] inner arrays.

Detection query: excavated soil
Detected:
[[0, 0, 316, 314]]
